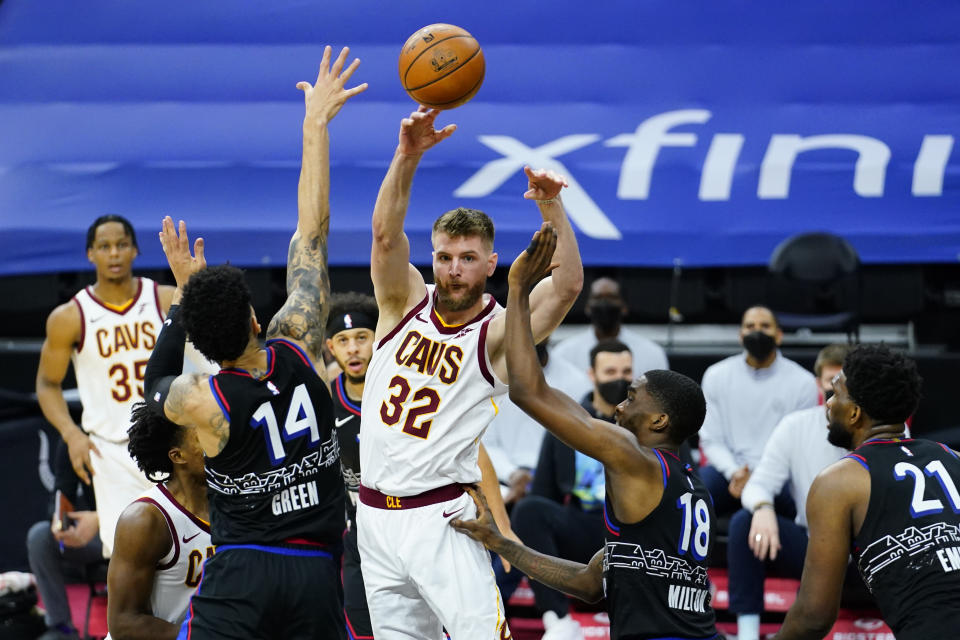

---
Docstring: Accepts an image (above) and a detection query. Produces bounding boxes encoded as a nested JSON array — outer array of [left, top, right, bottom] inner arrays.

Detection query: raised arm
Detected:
[[266, 46, 367, 368], [524, 168, 583, 340], [503, 226, 648, 474], [147, 218, 231, 458], [370, 108, 454, 332], [106, 502, 180, 640], [450, 486, 604, 603], [36, 302, 99, 485], [773, 462, 863, 640], [487, 169, 583, 379]]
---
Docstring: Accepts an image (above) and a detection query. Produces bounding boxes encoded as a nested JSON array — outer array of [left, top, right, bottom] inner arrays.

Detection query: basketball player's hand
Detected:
[[728, 465, 750, 499], [397, 106, 456, 156], [449, 485, 502, 549], [507, 222, 558, 290], [297, 45, 368, 124], [64, 428, 100, 486], [53, 511, 99, 549], [523, 167, 568, 202], [159, 216, 206, 291], [748, 506, 781, 561]]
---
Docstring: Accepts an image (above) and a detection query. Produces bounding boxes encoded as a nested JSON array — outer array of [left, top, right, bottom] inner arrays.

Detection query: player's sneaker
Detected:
[[541, 611, 584, 640]]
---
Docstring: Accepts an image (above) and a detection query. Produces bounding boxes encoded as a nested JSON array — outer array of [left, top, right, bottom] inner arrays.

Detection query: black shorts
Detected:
[[177, 543, 345, 640], [343, 525, 374, 638]]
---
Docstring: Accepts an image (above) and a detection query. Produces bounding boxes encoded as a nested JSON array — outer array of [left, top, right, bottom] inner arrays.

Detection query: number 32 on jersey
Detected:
[[379, 375, 441, 440]]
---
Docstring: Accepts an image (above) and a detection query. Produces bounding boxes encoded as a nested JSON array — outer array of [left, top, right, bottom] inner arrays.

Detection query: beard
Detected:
[[827, 420, 855, 450], [435, 278, 485, 312], [344, 371, 366, 385]]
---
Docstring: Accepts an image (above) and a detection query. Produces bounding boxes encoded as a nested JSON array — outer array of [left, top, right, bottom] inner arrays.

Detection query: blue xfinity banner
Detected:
[[0, 1, 958, 274]]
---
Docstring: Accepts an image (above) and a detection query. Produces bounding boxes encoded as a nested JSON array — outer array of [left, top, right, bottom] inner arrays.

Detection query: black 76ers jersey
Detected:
[[331, 373, 362, 520], [848, 438, 960, 639], [204, 339, 345, 546], [602, 448, 718, 640]]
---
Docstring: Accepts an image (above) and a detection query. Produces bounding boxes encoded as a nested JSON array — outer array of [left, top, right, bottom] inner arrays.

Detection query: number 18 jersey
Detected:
[[360, 286, 507, 496], [849, 438, 960, 639]]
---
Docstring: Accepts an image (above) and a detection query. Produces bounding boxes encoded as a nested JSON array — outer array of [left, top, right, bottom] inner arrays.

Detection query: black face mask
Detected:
[[822, 388, 835, 402], [589, 300, 623, 334], [597, 379, 630, 406], [742, 331, 776, 361]]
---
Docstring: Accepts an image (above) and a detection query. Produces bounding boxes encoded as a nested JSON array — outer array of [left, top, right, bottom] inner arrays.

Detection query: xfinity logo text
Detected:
[[455, 109, 955, 240]]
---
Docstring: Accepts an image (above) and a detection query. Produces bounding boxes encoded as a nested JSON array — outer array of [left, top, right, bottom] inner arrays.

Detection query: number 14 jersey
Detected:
[[360, 286, 507, 496]]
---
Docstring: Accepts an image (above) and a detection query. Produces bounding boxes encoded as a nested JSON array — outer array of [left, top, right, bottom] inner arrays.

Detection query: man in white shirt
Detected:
[[727, 344, 848, 640], [482, 340, 591, 505], [698, 306, 819, 517], [552, 277, 667, 374]]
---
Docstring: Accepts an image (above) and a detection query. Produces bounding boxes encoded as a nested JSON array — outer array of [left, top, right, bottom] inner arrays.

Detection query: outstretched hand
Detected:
[[297, 45, 368, 124], [508, 222, 559, 289], [523, 166, 568, 202], [449, 485, 502, 550], [159, 216, 206, 290], [398, 106, 457, 156]]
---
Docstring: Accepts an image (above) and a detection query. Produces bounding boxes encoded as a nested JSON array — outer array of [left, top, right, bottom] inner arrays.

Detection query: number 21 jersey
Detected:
[[360, 285, 507, 496], [849, 438, 960, 638]]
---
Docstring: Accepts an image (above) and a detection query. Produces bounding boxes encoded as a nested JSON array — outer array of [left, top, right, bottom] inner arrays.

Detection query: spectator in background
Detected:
[[483, 339, 590, 505], [552, 276, 667, 375], [26, 439, 101, 640], [506, 340, 633, 640], [698, 306, 819, 518], [728, 344, 849, 640]]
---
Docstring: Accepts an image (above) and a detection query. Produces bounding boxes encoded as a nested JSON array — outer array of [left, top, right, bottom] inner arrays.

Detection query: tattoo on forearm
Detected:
[[500, 542, 585, 594], [266, 231, 330, 358]]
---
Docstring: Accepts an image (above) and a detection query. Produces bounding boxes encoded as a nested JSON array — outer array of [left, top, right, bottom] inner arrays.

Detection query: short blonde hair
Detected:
[[432, 208, 494, 250]]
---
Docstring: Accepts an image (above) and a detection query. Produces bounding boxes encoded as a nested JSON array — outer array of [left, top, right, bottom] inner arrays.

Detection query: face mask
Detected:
[[589, 300, 622, 334], [742, 331, 776, 361], [597, 379, 630, 406], [822, 388, 835, 402]]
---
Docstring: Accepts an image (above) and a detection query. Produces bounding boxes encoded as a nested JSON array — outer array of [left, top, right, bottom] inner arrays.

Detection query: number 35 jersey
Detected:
[[204, 339, 345, 546], [360, 286, 507, 496], [72, 277, 164, 443], [849, 438, 960, 638]]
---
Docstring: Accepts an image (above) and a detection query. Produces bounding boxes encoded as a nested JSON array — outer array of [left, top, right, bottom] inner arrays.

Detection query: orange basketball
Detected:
[[398, 23, 484, 110]]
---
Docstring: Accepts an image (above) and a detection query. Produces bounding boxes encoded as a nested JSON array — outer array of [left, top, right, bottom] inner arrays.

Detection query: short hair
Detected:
[[432, 208, 495, 250], [326, 291, 379, 336], [742, 305, 780, 330], [86, 214, 139, 251], [643, 369, 707, 445], [127, 402, 185, 482], [180, 265, 253, 363], [814, 343, 849, 378], [589, 339, 631, 369], [843, 344, 922, 425]]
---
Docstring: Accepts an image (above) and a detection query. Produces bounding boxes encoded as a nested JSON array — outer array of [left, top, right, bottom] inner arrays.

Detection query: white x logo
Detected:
[[454, 135, 621, 239]]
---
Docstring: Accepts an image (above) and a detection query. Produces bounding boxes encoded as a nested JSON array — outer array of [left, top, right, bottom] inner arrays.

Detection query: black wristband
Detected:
[[144, 304, 187, 396]]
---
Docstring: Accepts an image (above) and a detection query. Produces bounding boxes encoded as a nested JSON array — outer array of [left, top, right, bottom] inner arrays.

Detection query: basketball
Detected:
[[398, 24, 485, 110]]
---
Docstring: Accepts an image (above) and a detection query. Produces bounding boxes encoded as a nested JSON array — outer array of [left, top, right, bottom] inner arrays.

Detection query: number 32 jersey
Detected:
[[849, 438, 960, 638], [360, 286, 507, 496]]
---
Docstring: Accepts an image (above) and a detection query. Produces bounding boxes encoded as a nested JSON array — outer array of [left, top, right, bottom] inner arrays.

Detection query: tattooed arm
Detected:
[[164, 374, 231, 458], [265, 46, 367, 371], [450, 486, 604, 603]]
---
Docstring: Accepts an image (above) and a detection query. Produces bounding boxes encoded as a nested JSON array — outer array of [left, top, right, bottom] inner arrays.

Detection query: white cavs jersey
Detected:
[[105, 483, 213, 639], [360, 285, 508, 496], [71, 277, 165, 443]]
